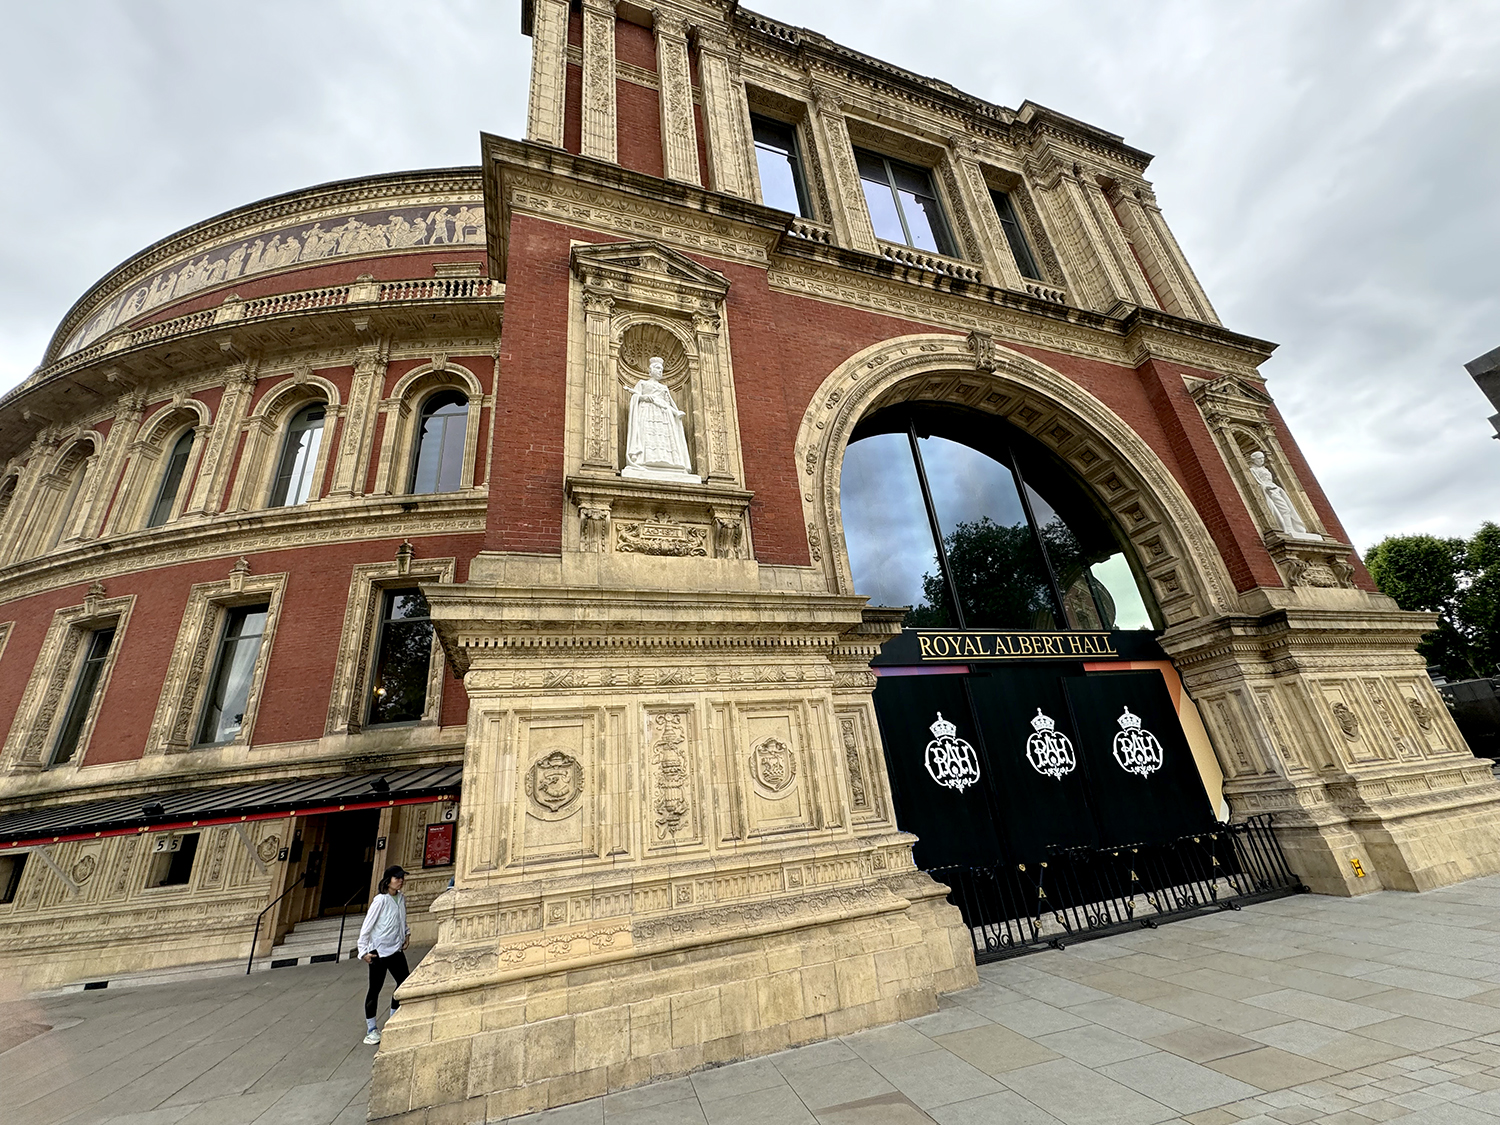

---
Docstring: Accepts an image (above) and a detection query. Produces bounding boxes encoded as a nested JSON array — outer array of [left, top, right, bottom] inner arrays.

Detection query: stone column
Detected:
[[580, 290, 617, 471], [525, 0, 571, 148], [1076, 173, 1156, 309], [580, 0, 617, 163], [654, 10, 700, 185], [1, 429, 61, 563], [808, 83, 878, 253], [327, 342, 388, 498], [1132, 186, 1221, 324], [693, 25, 753, 199], [951, 146, 1023, 290], [692, 311, 734, 483], [82, 391, 146, 537], [183, 362, 257, 517]]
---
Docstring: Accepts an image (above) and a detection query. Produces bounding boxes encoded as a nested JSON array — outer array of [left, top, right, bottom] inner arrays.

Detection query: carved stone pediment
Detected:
[[571, 239, 731, 306], [1263, 530, 1358, 589]]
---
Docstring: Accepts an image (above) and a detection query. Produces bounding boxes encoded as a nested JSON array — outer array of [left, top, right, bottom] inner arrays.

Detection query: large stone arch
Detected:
[[793, 334, 1237, 629]]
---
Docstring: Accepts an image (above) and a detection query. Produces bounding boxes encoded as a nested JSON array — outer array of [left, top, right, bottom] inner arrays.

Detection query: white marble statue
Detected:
[[622, 357, 699, 483], [1249, 451, 1310, 536]]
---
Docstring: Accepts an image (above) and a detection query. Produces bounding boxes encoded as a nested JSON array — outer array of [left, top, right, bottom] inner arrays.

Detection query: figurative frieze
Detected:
[[62, 203, 485, 356]]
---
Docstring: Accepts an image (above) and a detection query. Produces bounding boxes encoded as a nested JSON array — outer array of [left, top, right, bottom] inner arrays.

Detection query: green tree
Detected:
[[1366, 522, 1500, 681], [908, 516, 1057, 629]]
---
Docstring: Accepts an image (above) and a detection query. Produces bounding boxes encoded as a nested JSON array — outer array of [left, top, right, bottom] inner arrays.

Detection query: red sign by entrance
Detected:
[[423, 822, 455, 868]]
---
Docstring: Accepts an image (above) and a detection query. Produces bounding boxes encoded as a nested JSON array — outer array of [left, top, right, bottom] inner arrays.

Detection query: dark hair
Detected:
[[378, 864, 407, 894]]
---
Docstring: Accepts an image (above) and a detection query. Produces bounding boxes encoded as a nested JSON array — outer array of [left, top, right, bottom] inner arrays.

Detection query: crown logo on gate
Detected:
[[929, 712, 956, 739], [1030, 709, 1055, 733], [1117, 706, 1142, 731]]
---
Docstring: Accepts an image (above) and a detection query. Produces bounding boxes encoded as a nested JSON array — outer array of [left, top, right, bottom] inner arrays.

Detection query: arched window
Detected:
[[409, 391, 469, 494], [0, 475, 16, 525], [840, 404, 1155, 632], [268, 402, 325, 507], [146, 430, 195, 528], [45, 442, 96, 552]]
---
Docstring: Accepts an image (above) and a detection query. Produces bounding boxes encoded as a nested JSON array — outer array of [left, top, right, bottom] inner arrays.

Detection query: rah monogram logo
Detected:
[[1025, 709, 1076, 780], [1112, 706, 1165, 777], [923, 712, 981, 793]]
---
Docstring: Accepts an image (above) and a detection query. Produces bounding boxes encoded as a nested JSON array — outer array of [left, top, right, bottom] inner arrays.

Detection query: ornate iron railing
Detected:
[[929, 814, 1304, 962]]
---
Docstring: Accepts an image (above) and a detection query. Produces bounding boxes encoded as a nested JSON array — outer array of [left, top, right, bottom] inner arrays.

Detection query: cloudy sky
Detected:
[[2, 0, 1496, 551]]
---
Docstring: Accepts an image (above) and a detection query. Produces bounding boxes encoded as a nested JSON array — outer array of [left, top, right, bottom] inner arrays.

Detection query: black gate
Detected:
[[873, 649, 1304, 960]]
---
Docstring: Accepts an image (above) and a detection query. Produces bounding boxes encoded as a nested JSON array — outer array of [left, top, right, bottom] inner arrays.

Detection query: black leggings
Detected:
[[364, 951, 410, 1019]]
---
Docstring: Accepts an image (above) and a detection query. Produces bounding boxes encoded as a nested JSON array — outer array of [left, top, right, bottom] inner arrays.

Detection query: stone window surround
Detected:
[[1, 591, 136, 773], [17, 434, 103, 560], [743, 85, 825, 221], [325, 554, 457, 736], [143, 566, 288, 756], [225, 373, 343, 514], [104, 399, 212, 534], [368, 361, 488, 498], [841, 115, 979, 265]]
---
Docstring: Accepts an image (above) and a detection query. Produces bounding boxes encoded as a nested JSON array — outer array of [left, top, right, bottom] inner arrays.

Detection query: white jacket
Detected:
[[357, 891, 409, 958]]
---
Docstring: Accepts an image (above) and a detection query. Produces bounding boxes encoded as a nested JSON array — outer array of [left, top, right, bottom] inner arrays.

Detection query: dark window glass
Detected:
[[918, 437, 1060, 630], [269, 404, 325, 507], [854, 149, 956, 257], [410, 392, 469, 495], [50, 627, 115, 767], [840, 433, 950, 625], [197, 605, 269, 746], [0, 853, 29, 904], [990, 189, 1041, 281], [368, 589, 434, 725], [147, 833, 200, 888], [839, 406, 1156, 634], [752, 115, 812, 218], [147, 430, 195, 528]]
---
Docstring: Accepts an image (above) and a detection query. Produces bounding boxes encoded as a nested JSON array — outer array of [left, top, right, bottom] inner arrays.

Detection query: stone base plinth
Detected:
[[368, 867, 975, 1123]]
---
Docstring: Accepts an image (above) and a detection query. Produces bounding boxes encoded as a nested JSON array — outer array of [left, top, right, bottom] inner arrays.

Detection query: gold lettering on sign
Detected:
[[912, 631, 1121, 662]]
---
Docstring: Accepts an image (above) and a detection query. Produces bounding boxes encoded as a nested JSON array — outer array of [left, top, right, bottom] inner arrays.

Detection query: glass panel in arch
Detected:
[[1021, 481, 1154, 631], [917, 436, 1059, 630], [839, 433, 949, 626]]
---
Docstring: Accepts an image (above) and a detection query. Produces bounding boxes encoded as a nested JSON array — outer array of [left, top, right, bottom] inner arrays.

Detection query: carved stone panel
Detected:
[[512, 713, 598, 866], [741, 710, 811, 837]]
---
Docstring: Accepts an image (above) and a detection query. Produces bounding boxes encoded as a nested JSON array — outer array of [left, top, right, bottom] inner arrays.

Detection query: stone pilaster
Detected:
[[951, 145, 1023, 290], [692, 310, 734, 483], [808, 84, 878, 253], [653, 10, 700, 185], [525, 0, 571, 148], [183, 361, 257, 517], [81, 392, 146, 538], [1134, 185, 1221, 324], [327, 341, 387, 498], [579, 0, 617, 163], [1077, 173, 1157, 309], [579, 290, 617, 472], [694, 24, 753, 199]]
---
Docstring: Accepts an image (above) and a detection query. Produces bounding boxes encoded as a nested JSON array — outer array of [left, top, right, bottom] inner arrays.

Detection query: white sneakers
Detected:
[[362, 1029, 381, 1045]]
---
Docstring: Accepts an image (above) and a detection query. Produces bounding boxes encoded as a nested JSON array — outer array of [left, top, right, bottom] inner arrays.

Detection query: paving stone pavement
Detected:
[[14, 878, 1500, 1123]]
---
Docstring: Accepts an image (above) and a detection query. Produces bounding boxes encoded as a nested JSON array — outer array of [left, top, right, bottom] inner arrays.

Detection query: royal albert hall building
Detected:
[[3, 2, 1499, 1120]]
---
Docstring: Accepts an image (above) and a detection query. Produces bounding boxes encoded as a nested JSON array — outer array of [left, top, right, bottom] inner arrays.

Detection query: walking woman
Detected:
[[358, 864, 411, 1044]]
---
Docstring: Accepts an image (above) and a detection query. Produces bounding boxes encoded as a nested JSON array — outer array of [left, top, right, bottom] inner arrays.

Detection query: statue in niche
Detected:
[[623, 356, 700, 483], [1248, 451, 1311, 537]]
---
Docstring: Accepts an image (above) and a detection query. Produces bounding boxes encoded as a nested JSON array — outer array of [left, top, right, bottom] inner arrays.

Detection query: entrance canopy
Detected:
[[0, 765, 462, 850]]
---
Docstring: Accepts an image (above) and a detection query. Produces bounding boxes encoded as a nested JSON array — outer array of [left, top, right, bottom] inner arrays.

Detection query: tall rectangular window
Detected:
[[990, 189, 1042, 281], [50, 627, 116, 767], [0, 853, 28, 904], [368, 589, 434, 725], [196, 605, 269, 745], [145, 833, 200, 889], [854, 149, 957, 257], [751, 115, 812, 218]]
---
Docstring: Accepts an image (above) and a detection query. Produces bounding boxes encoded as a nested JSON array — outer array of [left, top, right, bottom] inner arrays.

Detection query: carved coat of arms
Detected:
[[750, 737, 796, 793], [923, 712, 981, 793], [1025, 709, 1076, 780], [1111, 706, 1164, 777], [525, 750, 583, 813]]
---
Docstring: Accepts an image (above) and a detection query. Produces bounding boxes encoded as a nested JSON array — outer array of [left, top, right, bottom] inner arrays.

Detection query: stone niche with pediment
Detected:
[[564, 240, 754, 589]]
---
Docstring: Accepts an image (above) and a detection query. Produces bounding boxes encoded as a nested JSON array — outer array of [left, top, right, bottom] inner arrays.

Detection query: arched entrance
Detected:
[[798, 334, 1302, 953]]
